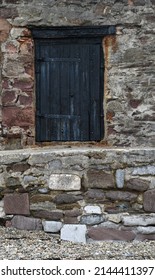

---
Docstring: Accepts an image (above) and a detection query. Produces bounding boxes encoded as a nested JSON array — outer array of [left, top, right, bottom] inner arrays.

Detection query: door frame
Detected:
[[31, 26, 116, 143]]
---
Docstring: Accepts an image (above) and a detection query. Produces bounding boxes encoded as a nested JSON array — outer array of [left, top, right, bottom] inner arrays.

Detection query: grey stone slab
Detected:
[[105, 191, 137, 202], [11, 215, 42, 230], [122, 214, 155, 226], [80, 214, 104, 225], [85, 189, 105, 200], [61, 224, 87, 243], [53, 193, 80, 204], [126, 178, 150, 191], [143, 190, 155, 212], [132, 165, 155, 175], [137, 226, 155, 234]]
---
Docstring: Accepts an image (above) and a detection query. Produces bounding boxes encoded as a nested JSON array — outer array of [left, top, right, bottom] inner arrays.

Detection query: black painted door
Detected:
[[35, 38, 104, 141]]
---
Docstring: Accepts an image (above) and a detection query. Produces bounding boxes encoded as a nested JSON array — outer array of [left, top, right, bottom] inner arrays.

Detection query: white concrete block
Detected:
[[42, 221, 63, 233], [61, 224, 87, 243], [84, 205, 101, 214], [49, 174, 81, 190]]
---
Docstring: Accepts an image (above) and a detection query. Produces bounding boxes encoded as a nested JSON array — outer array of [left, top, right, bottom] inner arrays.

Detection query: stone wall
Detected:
[[0, 0, 155, 243], [0, 147, 155, 242], [0, 0, 155, 148]]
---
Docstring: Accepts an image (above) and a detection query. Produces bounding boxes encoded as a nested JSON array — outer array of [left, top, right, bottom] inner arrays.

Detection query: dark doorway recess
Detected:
[[32, 26, 116, 142]]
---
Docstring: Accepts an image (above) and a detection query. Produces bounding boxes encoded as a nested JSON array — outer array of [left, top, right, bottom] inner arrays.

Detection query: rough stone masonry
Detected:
[[0, 0, 155, 242]]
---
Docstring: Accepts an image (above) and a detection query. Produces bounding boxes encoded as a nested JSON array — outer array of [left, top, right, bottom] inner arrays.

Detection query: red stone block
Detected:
[[2, 106, 35, 128], [2, 78, 10, 90], [18, 94, 33, 106], [2, 90, 17, 106], [87, 227, 136, 241], [13, 79, 34, 91], [4, 193, 30, 215]]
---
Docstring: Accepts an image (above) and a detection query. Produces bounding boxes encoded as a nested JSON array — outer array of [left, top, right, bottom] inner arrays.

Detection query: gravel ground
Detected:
[[0, 226, 155, 260]]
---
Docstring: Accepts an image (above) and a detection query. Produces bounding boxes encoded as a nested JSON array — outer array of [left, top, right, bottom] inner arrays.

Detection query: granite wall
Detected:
[[0, 0, 155, 148]]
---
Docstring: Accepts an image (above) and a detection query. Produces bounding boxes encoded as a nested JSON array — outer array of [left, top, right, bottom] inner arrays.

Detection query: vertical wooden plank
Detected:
[[79, 43, 90, 140], [89, 43, 101, 140]]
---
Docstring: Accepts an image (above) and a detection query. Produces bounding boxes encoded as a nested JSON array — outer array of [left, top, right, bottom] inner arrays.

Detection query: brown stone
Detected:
[[5, 220, 12, 227], [65, 209, 82, 217], [56, 203, 80, 210], [11, 215, 42, 230], [1, 188, 14, 195], [63, 217, 78, 224], [16, 187, 27, 193], [6, 177, 21, 188], [143, 190, 155, 212], [2, 107, 34, 128], [6, 162, 30, 172], [3, 135, 22, 150], [126, 178, 150, 191], [0, 8, 18, 19], [0, 19, 11, 42], [106, 191, 137, 202], [4, 193, 30, 215], [30, 194, 53, 203], [31, 210, 63, 220], [87, 227, 136, 241], [106, 110, 115, 121], [19, 38, 33, 55], [85, 169, 115, 189]]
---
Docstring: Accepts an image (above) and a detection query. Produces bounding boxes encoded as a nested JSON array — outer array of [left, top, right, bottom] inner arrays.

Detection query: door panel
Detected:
[[35, 38, 104, 141]]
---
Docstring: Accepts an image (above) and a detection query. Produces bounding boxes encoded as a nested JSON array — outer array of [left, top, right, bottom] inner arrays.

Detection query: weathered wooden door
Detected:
[[35, 38, 104, 141]]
